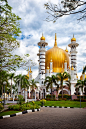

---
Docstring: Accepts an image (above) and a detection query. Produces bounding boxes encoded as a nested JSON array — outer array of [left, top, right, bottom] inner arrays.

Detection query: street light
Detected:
[[3, 81, 6, 107]]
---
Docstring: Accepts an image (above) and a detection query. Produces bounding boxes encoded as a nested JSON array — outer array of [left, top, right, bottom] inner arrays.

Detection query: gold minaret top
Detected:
[[54, 33, 57, 47]]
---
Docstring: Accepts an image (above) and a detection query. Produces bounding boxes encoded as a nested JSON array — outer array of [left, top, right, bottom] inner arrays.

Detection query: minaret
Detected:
[[68, 35, 79, 79], [37, 34, 48, 80], [29, 67, 32, 80]]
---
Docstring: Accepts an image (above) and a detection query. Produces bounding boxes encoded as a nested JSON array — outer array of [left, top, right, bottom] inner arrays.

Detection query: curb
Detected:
[[0, 109, 40, 119], [41, 106, 82, 109]]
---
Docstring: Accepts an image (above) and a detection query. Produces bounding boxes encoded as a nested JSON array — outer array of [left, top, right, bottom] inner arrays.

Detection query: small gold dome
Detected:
[[29, 67, 32, 73], [45, 33, 69, 73], [76, 74, 78, 78], [80, 74, 86, 80], [47, 66, 49, 69], [71, 34, 76, 42], [65, 47, 68, 53], [71, 66, 74, 70], [40, 33, 45, 41]]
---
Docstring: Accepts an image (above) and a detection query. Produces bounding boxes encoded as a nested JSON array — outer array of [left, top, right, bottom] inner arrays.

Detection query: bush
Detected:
[[46, 94, 55, 99], [77, 95, 86, 99], [0, 103, 4, 111], [17, 95, 24, 105], [58, 94, 71, 100], [40, 99, 46, 106]]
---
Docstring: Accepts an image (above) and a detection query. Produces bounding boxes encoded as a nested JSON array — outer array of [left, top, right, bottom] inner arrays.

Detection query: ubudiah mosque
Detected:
[[18, 33, 86, 100]]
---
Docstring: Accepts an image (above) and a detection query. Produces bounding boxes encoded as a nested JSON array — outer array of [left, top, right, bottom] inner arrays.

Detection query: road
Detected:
[[0, 107, 86, 129]]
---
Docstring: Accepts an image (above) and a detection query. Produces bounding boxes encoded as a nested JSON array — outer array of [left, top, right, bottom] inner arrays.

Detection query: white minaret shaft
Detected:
[[68, 35, 79, 80], [64, 60, 67, 72], [37, 34, 48, 79], [46, 67, 49, 77]]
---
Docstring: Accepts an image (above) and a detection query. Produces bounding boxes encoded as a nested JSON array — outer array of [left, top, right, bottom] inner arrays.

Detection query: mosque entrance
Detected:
[[31, 90, 35, 99], [59, 90, 69, 95]]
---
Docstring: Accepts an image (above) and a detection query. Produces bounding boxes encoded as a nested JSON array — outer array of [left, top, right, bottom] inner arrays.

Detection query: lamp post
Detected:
[[3, 81, 6, 107]]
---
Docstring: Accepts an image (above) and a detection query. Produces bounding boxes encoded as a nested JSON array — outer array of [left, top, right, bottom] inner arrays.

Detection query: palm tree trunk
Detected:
[[11, 79, 12, 97], [62, 83, 63, 99], [2, 85, 3, 99]]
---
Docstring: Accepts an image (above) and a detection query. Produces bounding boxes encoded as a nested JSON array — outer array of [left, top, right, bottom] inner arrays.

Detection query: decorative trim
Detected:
[[41, 106, 82, 109], [0, 109, 40, 119]]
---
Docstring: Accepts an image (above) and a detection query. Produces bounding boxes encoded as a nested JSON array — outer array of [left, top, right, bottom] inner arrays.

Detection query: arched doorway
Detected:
[[31, 90, 35, 99], [59, 90, 69, 95]]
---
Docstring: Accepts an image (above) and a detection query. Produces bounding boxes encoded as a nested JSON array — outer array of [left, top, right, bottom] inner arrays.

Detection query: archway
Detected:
[[31, 90, 35, 99], [59, 90, 69, 95]]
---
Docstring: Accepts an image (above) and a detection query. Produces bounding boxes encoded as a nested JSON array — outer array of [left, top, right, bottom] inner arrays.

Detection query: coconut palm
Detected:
[[9, 73, 15, 97], [65, 79, 71, 95], [75, 79, 86, 95], [44, 75, 59, 99], [30, 79, 39, 99], [56, 72, 71, 99], [21, 75, 30, 98], [82, 65, 86, 74]]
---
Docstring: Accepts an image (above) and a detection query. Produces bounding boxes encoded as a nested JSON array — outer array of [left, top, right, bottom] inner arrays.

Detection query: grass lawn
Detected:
[[0, 111, 21, 117], [35, 100, 86, 108]]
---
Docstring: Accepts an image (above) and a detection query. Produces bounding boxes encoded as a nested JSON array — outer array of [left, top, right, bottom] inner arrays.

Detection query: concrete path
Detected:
[[0, 107, 86, 129]]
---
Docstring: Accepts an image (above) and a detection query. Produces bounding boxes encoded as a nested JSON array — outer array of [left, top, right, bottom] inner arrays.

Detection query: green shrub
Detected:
[[58, 94, 71, 100], [40, 99, 46, 106], [17, 95, 24, 105], [46, 94, 55, 99], [0, 103, 4, 111]]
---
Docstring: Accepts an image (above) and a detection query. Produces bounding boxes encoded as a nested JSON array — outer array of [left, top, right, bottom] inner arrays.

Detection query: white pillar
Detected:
[[25, 88, 27, 103], [35, 89, 36, 101], [64, 60, 67, 72], [82, 73, 85, 81], [29, 86, 30, 98]]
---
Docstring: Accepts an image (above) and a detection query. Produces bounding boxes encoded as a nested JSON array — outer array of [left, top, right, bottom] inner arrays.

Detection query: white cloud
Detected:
[[8, 0, 86, 78]]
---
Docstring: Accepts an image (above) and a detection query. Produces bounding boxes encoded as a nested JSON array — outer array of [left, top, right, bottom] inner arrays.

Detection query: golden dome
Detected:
[[47, 66, 49, 69], [71, 66, 74, 70], [71, 34, 76, 42], [40, 33, 45, 41], [45, 33, 69, 73], [80, 74, 86, 80], [65, 47, 68, 53]]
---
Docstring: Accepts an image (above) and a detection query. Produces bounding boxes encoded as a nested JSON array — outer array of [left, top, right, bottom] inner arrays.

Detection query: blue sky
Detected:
[[8, 0, 86, 78]]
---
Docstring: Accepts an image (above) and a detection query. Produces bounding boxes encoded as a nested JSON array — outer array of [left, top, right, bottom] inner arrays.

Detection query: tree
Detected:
[[30, 79, 38, 99], [44, 75, 59, 99], [82, 65, 86, 74], [65, 79, 71, 95], [56, 72, 71, 99], [44, 0, 86, 22], [9, 73, 15, 97], [0, 0, 30, 71], [0, 70, 9, 99], [75, 79, 86, 95]]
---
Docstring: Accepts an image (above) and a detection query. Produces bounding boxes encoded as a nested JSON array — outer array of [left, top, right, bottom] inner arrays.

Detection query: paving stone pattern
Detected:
[[0, 107, 86, 129]]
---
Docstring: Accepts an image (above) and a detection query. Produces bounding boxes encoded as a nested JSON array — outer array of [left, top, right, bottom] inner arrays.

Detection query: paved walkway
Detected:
[[0, 107, 86, 129]]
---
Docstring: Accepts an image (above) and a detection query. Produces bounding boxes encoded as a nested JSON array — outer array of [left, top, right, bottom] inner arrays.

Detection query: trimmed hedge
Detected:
[[58, 94, 71, 99]]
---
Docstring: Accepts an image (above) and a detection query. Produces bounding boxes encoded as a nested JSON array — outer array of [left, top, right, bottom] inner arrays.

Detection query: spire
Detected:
[[54, 33, 57, 47], [29, 67, 32, 73]]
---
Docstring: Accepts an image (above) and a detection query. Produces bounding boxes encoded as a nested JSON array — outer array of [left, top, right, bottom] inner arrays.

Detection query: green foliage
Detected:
[[0, 103, 4, 111], [17, 95, 24, 105], [40, 99, 46, 106], [8, 103, 40, 111], [58, 94, 71, 100], [46, 94, 55, 100]]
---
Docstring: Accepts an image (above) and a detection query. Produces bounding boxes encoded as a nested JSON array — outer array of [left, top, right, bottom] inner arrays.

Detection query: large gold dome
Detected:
[[45, 34, 69, 73]]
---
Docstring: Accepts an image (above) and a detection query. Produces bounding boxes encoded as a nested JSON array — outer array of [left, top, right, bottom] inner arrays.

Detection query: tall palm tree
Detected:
[[21, 75, 30, 98], [14, 74, 22, 95], [65, 79, 71, 95], [0, 70, 9, 99], [75, 79, 86, 95], [56, 72, 71, 99], [9, 73, 15, 97], [82, 65, 86, 74], [44, 75, 59, 99], [30, 79, 38, 99]]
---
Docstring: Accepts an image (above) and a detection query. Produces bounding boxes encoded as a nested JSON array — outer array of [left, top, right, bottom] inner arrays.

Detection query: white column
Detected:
[[64, 61, 67, 72], [29, 86, 30, 98], [82, 73, 85, 81], [25, 88, 27, 103]]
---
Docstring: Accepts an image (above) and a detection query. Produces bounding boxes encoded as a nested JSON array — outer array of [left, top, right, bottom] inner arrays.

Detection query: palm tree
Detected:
[[44, 75, 59, 99], [30, 79, 38, 99], [14, 74, 22, 95], [21, 75, 30, 98], [82, 66, 86, 74], [56, 72, 71, 99], [0, 70, 9, 99], [9, 73, 15, 97], [65, 79, 71, 95], [75, 79, 86, 95]]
